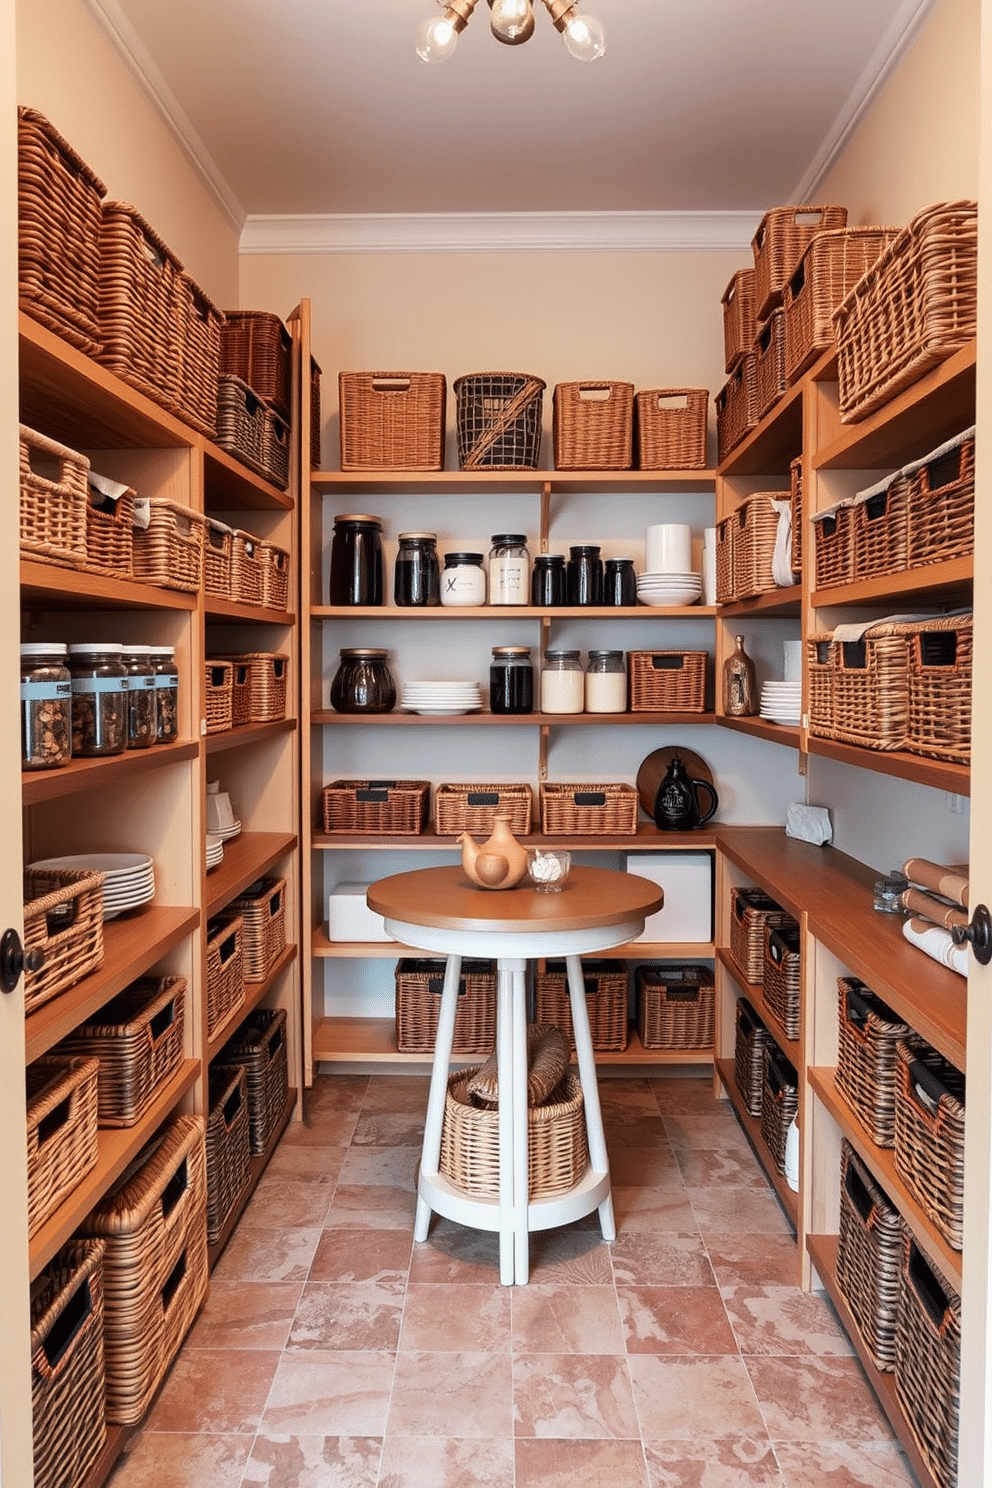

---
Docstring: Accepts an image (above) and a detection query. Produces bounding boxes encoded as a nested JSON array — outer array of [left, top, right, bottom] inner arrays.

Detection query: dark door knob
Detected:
[[0, 928, 43, 994], [951, 903, 992, 966]]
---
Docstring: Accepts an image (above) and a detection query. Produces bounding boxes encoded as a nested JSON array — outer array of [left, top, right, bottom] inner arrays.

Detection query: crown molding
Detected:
[[238, 210, 763, 256]]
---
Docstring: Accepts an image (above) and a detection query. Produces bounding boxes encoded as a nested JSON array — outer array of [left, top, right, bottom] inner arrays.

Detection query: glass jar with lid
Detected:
[[68, 643, 128, 756], [440, 551, 486, 606], [148, 645, 179, 743], [394, 532, 440, 607], [488, 533, 529, 606], [328, 514, 384, 605], [121, 643, 157, 749], [489, 646, 534, 714], [566, 545, 604, 605], [604, 557, 636, 607], [330, 648, 397, 713], [21, 642, 72, 769], [585, 650, 627, 713], [531, 553, 566, 607], [540, 650, 584, 713]]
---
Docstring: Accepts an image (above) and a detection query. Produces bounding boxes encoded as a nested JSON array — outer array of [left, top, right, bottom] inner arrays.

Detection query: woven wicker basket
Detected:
[[715, 514, 735, 603], [23, 867, 105, 1016], [260, 541, 291, 610], [540, 781, 638, 836], [789, 456, 803, 577], [220, 310, 292, 420], [310, 356, 323, 466], [30, 1238, 107, 1488], [174, 272, 223, 438], [894, 1035, 965, 1250], [466, 1024, 569, 1107], [753, 309, 789, 420], [212, 652, 288, 723], [219, 1008, 289, 1154], [729, 887, 792, 985], [55, 975, 186, 1128], [97, 202, 183, 415], [762, 921, 801, 1041], [83, 486, 135, 578], [905, 613, 972, 765], [553, 381, 634, 470], [322, 779, 431, 835], [229, 528, 267, 605], [394, 957, 497, 1055], [730, 495, 781, 599], [835, 200, 978, 424], [835, 978, 911, 1148], [715, 355, 758, 463], [894, 1235, 961, 1488], [783, 226, 899, 382], [836, 1140, 903, 1373], [534, 958, 629, 1052], [205, 1064, 251, 1244], [131, 499, 204, 592], [227, 878, 286, 982], [19, 424, 90, 570], [204, 661, 233, 734], [205, 914, 245, 1040], [759, 1043, 798, 1175], [433, 782, 533, 837], [628, 651, 707, 712], [454, 372, 545, 470], [636, 963, 714, 1050], [734, 997, 772, 1117], [27, 1055, 100, 1239], [79, 1115, 208, 1426], [852, 476, 910, 581], [635, 388, 708, 470], [812, 502, 855, 590], [721, 267, 756, 373], [751, 203, 848, 321], [907, 427, 975, 570], [229, 660, 251, 727], [216, 376, 290, 491], [340, 371, 446, 471], [18, 107, 106, 355], [439, 1067, 588, 1200], [204, 519, 233, 598], [805, 623, 912, 753]]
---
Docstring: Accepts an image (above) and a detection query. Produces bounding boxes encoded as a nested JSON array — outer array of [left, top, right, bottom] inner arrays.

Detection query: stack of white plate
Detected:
[[760, 681, 802, 725], [636, 572, 702, 607], [29, 852, 155, 921], [205, 834, 225, 871], [211, 817, 242, 842], [401, 680, 483, 716]]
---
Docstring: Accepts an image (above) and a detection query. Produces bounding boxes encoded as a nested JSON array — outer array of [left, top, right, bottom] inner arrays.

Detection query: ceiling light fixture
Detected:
[[416, 0, 606, 64]]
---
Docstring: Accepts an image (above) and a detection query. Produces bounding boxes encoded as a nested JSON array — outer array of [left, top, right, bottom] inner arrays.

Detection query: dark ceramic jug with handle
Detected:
[[653, 755, 718, 831]]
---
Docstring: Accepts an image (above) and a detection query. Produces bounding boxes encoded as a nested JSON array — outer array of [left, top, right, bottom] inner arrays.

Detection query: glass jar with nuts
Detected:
[[20, 643, 72, 769], [68, 642, 128, 757]]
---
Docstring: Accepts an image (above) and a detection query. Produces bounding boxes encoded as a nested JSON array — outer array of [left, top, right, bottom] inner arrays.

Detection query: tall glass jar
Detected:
[[604, 557, 636, 606], [328, 514, 383, 605], [584, 650, 627, 713], [440, 552, 486, 606], [488, 534, 530, 606], [149, 645, 179, 743], [531, 553, 566, 606], [394, 532, 440, 607], [723, 634, 757, 716], [330, 648, 396, 713], [68, 642, 128, 756], [489, 646, 534, 714], [122, 643, 157, 749], [566, 545, 603, 605], [540, 650, 584, 713], [20, 642, 72, 769]]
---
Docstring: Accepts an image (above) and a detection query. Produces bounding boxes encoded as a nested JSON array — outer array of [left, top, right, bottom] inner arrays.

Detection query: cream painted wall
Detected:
[[15, 0, 240, 304]]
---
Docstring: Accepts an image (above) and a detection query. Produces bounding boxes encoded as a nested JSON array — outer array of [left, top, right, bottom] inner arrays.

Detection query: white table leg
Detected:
[[415, 954, 462, 1242], [496, 957, 528, 1284], [565, 953, 616, 1242]]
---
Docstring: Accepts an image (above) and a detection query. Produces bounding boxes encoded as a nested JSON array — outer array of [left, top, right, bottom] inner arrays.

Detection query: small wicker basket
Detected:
[[394, 957, 497, 1055], [19, 424, 90, 570], [812, 502, 855, 590], [229, 528, 267, 605], [715, 355, 759, 464], [205, 914, 245, 1040], [322, 779, 431, 835], [54, 975, 187, 1128], [23, 867, 105, 1016], [762, 921, 801, 1041], [218, 1008, 290, 1154], [203, 519, 233, 597], [205, 1064, 251, 1244], [628, 651, 707, 713], [226, 878, 286, 982], [836, 1140, 904, 1374], [216, 376, 290, 490], [759, 1043, 799, 1175], [905, 613, 972, 765], [30, 1238, 107, 1488], [260, 541, 291, 610], [220, 309, 292, 421], [635, 388, 708, 470], [26, 1054, 100, 1239], [83, 485, 135, 579], [636, 963, 714, 1050], [753, 309, 789, 420], [553, 381, 634, 470], [131, 499, 204, 592], [211, 652, 288, 723], [204, 661, 233, 734], [97, 202, 184, 415], [893, 1036, 965, 1251], [751, 203, 848, 321], [730, 495, 782, 600], [540, 781, 638, 836], [174, 271, 223, 439], [433, 782, 533, 838], [906, 427, 975, 570], [835, 978, 911, 1148], [729, 888, 792, 986], [534, 958, 629, 1052], [721, 267, 756, 374], [734, 997, 772, 1117], [439, 1067, 588, 1201], [340, 371, 447, 471]]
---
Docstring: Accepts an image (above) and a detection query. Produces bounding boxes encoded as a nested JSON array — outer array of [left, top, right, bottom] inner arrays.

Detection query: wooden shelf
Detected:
[[204, 597, 296, 624], [313, 710, 719, 727], [20, 561, 196, 614], [205, 717, 298, 755], [22, 740, 200, 806], [716, 715, 800, 749], [313, 604, 716, 620], [205, 831, 298, 917], [312, 926, 714, 961], [805, 734, 970, 797], [313, 825, 718, 851], [717, 585, 802, 617], [715, 1057, 799, 1232], [314, 469, 717, 492], [810, 556, 973, 610]]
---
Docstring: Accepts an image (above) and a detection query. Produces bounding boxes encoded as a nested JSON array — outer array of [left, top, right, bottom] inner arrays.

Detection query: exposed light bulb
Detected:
[[416, 13, 460, 63], [561, 9, 606, 60], [489, 0, 536, 45]]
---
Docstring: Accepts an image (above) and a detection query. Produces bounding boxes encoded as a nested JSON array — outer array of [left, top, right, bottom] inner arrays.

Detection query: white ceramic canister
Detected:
[[440, 551, 486, 606]]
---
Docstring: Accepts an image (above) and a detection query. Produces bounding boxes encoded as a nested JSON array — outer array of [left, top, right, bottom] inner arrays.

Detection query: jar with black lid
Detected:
[[329, 514, 383, 605], [604, 556, 636, 606], [330, 648, 396, 713], [440, 551, 486, 606], [394, 532, 440, 607], [531, 553, 566, 607], [488, 533, 529, 606], [121, 643, 157, 749], [21, 643, 72, 769], [68, 643, 128, 756], [149, 645, 179, 743], [566, 545, 603, 605], [489, 646, 534, 714]]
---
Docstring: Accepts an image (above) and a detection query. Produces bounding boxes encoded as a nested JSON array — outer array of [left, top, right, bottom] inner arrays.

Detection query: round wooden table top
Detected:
[[367, 864, 664, 936]]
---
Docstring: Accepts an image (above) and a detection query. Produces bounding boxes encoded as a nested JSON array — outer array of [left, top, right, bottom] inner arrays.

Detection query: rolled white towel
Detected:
[[902, 916, 969, 977]]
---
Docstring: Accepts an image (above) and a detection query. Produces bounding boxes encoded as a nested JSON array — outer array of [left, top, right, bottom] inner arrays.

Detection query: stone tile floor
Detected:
[[106, 1073, 919, 1487]]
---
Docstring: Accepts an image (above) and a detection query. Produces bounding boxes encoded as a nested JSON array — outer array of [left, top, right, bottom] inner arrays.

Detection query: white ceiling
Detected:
[[89, 0, 936, 227]]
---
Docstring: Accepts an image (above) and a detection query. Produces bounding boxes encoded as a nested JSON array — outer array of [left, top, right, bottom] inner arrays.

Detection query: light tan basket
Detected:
[[553, 381, 634, 470], [227, 878, 286, 982], [783, 225, 899, 382], [540, 781, 638, 836], [211, 652, 288, 723], [19, 424, 90, 570], [721, 267, 756, 373], [534, 959, 629, 1051], [205, 915, 245, 1040], [806, 622, 912, 753], [715, 514, 735, 602], [340, 371, 447, 471], [260, 541, 290, 610], [229, 529, 267, 606], [27, 1055, 100, 1239], [439, 1067, 588, 1200], [636, 964, 715, 1050], [54, 975, 186, 1128], [131, 499, 204, 592], [394, 958, 497, 1055], [628, 650, 707, 712], [30, 1238, 107, 1488], [204, 660, 233, 734], [751, 203, 848, 321], [730, 495, 781, 599], [635, 388, 708, 469], [23, 867, 105, 1016], [433, 782, 533, 837], [203, 519, 233, 598], [83, 486, 135, 578]]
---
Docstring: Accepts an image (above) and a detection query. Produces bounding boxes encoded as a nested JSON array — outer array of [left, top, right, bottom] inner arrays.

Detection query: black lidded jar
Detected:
[[329, 514, 383, 605], [604, 556, 637, 606], [531, 553, 567, 606], [330, 648, 396, 713], [566, 545, 603, 606], [394, 532, 440, 607], [489, 646, 534, 714]]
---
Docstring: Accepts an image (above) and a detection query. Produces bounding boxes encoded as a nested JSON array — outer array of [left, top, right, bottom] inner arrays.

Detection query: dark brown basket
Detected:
[[131, 499, 204, 592], [729, 887, 792, 985], [783, 226, 899, 382], [204, 660, 233, 734], [205, 914, 245, 1040], [454, 372, 544, 470], [78, 1115, 208, 1426], [628, 651, 707, 713], [54, 975, 186, 1128], [84, 486, 135, 578], [26, 1055, 100, 1239], [721, 267, 756, 373], [30, 1238, 106, 1488], [534, 958, 629, 1052], [636, 963, 714, 1050], [174, 272, 223, 438], [762, 921, 801, 1040], [812, 502, 855, 590], [540, 782, 638, 836], [553, 381, 634, 470], [220, 310, 292, 420], [904, 613, 972, 765], [96, 202, 183, 415], [734, 997, 772, 1117], [715, 355, 758, 463], [835, 978, 912, 1148], [340, 371, 446, 471], [835, 200, 978, 423], [205, 1064, 251, 1244], [730, 495, 781, 599], [394, 958, 497, 1055], [751, 203, 848, 321], [219, 1008, 290, 1154], [906, 427, 975, 570], [216, 376, 290, 490], [789, 456, 803, 576], [18, 107, 106, 355], [440, 1067, 587, 1200], [753, 309, 788, 420], [227, 878, 286, 982], [635, 388, 708, 469], [836, 1140, 903, 1373], [23, 867, 105, 1016], [894, 1235, 961, 1488], [759, 1043, 798, 1175], [322, 779, 430, 835], [433, 782, 533, 837], [19, 424, 90, 570], [894, 1035, 965, 1250], [852, 475, 910, 580], [806, 623, 912, 753]]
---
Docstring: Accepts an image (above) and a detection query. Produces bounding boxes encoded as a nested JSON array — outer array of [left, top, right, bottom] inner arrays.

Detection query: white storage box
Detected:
[[624, 853, 713, 943], [327, 883, 395, 942]]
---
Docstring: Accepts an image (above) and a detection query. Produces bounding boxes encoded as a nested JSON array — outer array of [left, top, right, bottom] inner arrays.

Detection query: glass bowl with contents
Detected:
[[526, 848, 571, 893]]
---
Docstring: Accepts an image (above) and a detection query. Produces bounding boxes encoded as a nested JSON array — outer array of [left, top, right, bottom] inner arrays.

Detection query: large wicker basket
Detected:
[[19, 424, 90, 570], [433, 782, 533, 837], [394, 957, 497, 1055], [906, 427, 975, 570], [30, 1238, 107, 1488], [534, 958, 629, 1051], [54, 975, 186, 1128], [812, 502, 855, 590], [634, 388, 708, 470], [730, 495, 781, 600], [439, 1067, 588, 1200], [836, 1140, 904, 1373], [904, 613, 972, 765], [721, 267, 756, 373], [783, 226, 899, 382], [835, 978, 911, 1148], [454, 372, 545, 470], [895, 1235, 961, 1488], [219, 1008, 290, 1154], [553, 381, 634, 470], [627, 651, 707, 713], [27, 1055, 100, 1239], [340, 371, 446, 471], [205, 1064, 251, 1244], [23, 867, 105, 1016], [805, 623, 912, 753], [97, 202, 183, 415], [751, 203, 848, 321], [893, 1036, 965, 1251], [322, 779, 431, 835], [540, 781, 638, 836], [636, 963, 714, 1050], [174, 271, 223, 438], [220, 309, 292, 421]]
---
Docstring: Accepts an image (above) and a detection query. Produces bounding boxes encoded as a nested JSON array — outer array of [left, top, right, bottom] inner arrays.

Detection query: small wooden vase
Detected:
[[458, 813, 529, 890]]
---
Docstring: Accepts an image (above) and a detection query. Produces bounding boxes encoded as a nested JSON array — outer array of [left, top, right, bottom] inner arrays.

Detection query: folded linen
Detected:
[[900, 887, 969, 931], [902, 858, 970, 908], [902, 916, 969, 976]]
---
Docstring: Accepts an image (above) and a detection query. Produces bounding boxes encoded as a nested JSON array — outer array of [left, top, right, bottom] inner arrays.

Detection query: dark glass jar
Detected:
[[329, 514, 383, 605], [330, 648, 396, 713], [121, 643, 157, 749], [489, 646, 534, 714], [604, 556, 637, 606], [394, 532, 440, 607], [531, 553, 567, 607], [566, 545, 603, 606]]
